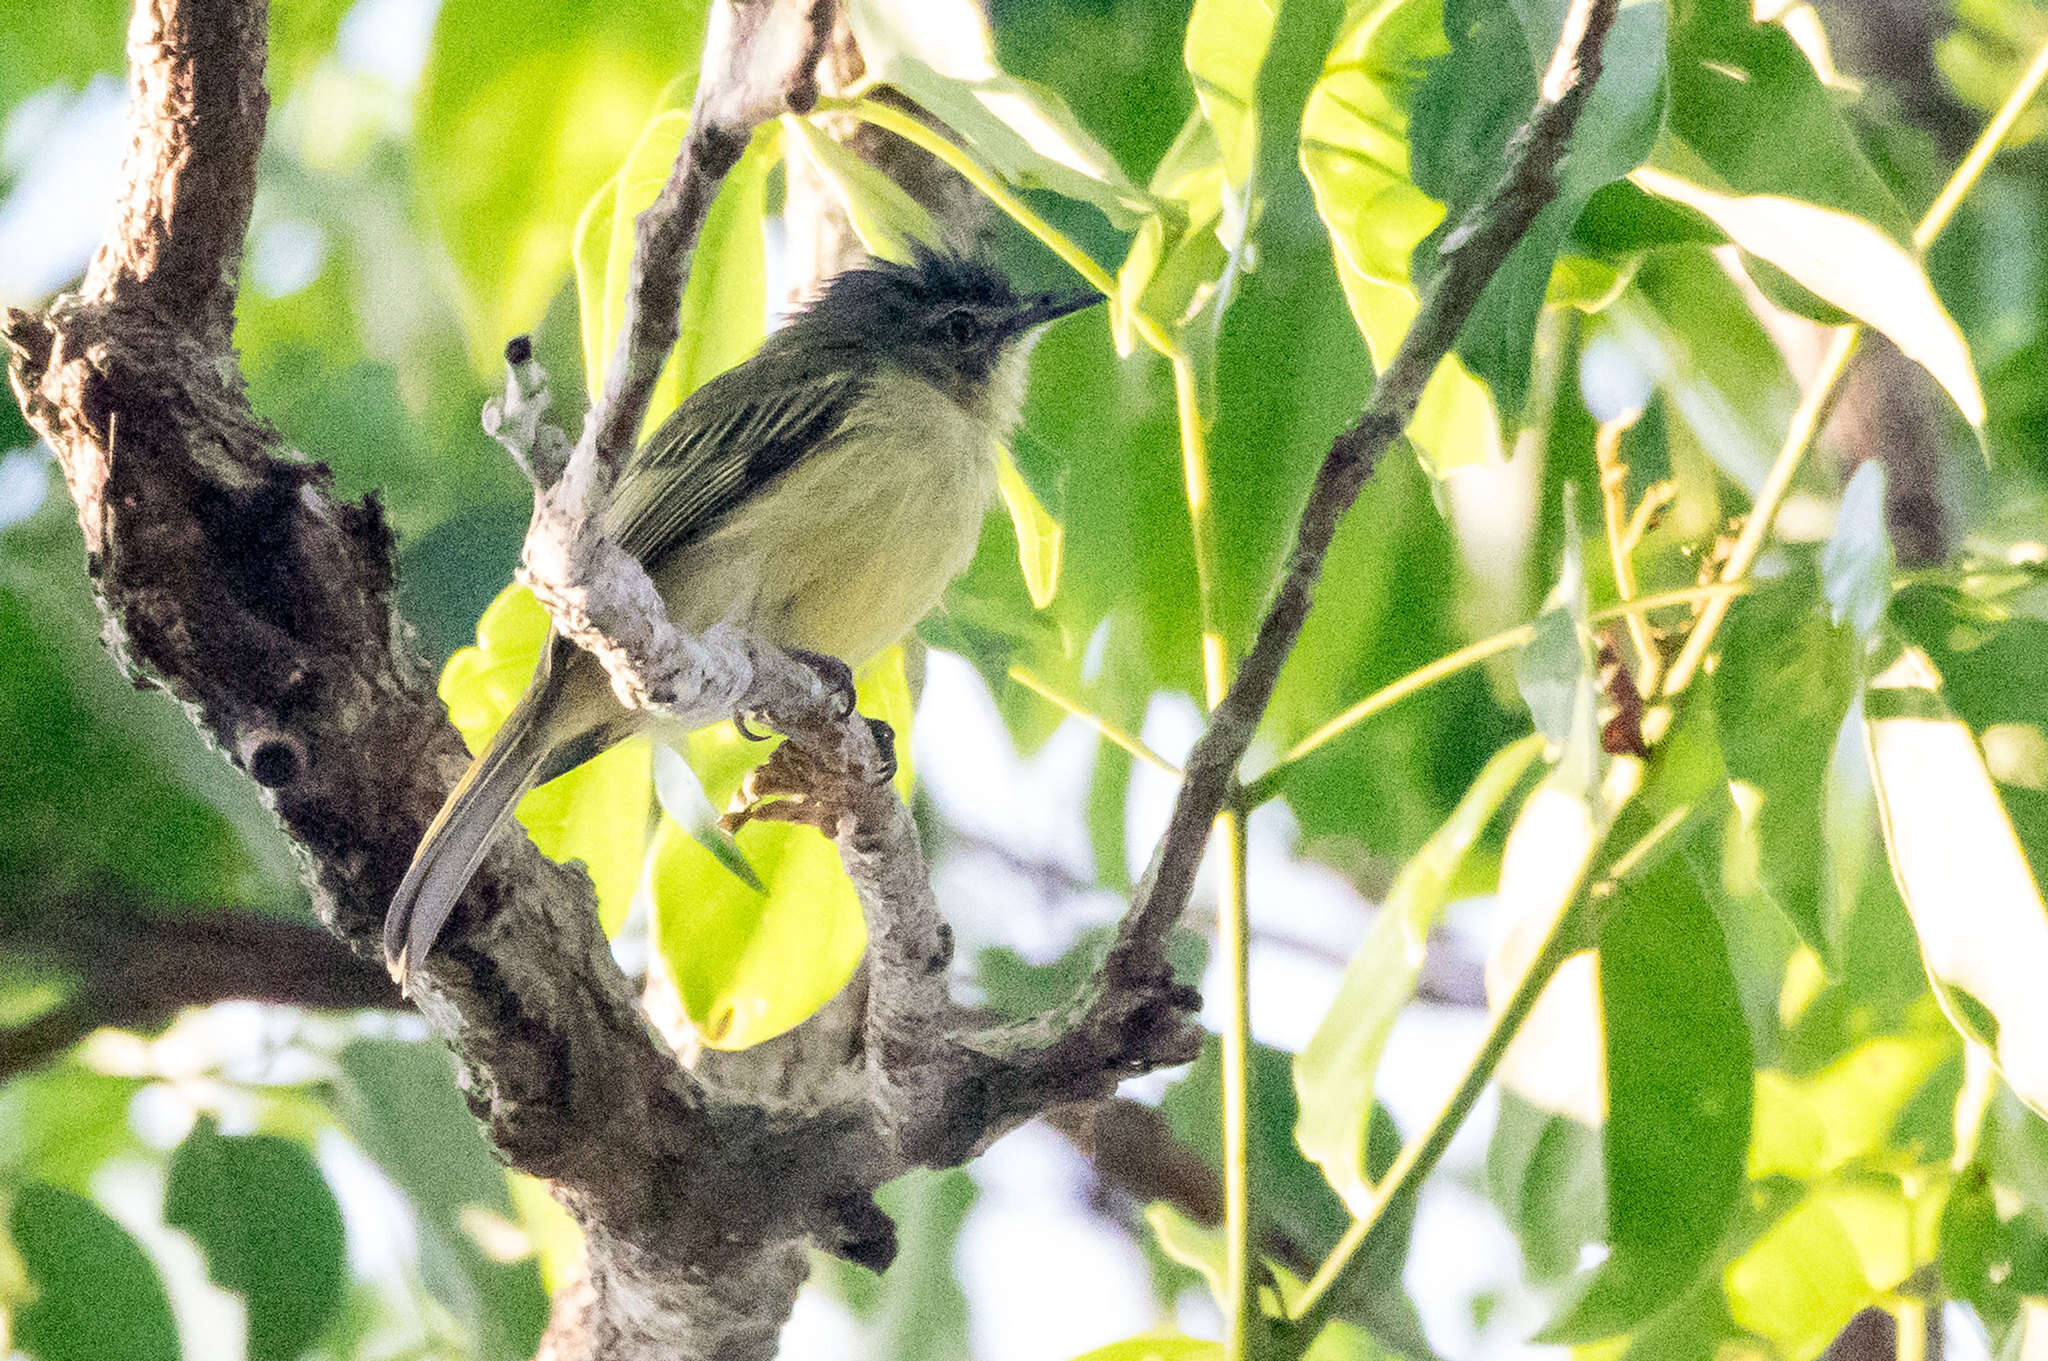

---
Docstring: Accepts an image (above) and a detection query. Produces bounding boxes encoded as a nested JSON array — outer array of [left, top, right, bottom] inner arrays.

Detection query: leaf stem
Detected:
[[1173, 352, 1231, 708], [1915, 37, 2048, 253], [818, 99, 1121, 299], [1591, 409, 1661, 690], [1219, 801, 1261, 1359], [1244, 582, 1751, 805], [1282, 841, 1587, 1346], [1007, 666, 1180, 776]]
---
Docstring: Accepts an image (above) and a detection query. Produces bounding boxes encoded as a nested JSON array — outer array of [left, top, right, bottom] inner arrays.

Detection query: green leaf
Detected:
[[437, 584, 653, 935], [783, 115, 940, 265], [1865, 644, 2048, 1116], [573, 110, 776, 425], [648, 648, 915, 1049], [0, 1066, 144, 1193], [1630, 167, 1986, 426], [1516, 497, 1598, 792], [1487, 1092, 1606, 1281], [1185, 0, 1278, 201], [1538, 844, 1754, 1344], [1713, 573, 1858, 961], [1294, 735, 1541, 1206], [1665, 0, 1911, 237], [1297, 0, 1503, 472], [0, 0, 124, 110], [335, 1040, 549, 1361], [1820, 461, 1897, 642], [417, 0, 708, 368], [996, 444, 1064, 609], [165, 1119, 347, 1361], [846, 0, 1151, 228], [1409, 0, 1667, 425], [9, 1183, 178, 1361]]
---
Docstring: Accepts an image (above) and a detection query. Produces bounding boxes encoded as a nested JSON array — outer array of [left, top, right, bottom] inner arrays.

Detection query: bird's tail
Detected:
[[384, 654, 563, 988]]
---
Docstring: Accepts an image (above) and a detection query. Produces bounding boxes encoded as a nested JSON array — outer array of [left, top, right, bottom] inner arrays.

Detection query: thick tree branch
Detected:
[[0, 898, 402, 1081]]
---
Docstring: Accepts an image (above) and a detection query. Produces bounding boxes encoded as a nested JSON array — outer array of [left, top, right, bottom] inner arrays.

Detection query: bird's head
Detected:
[[796, 245, 1101, 415]]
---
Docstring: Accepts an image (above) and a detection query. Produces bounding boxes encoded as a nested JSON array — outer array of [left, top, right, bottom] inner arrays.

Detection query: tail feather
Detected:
[[385, 683, 558, 988]]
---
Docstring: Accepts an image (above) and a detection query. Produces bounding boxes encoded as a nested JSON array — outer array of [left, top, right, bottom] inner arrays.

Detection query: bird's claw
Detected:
[[734, 710, 773, 742], [787, 647, 857, 718], [866, 716, 898, 786]]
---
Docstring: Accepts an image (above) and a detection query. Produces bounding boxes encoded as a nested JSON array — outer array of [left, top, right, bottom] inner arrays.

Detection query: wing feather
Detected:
[[603, 352, 867, 567]]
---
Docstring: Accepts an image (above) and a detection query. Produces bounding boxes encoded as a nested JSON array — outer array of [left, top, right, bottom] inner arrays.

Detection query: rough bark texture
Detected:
[[2, 0, 1622, 1354]]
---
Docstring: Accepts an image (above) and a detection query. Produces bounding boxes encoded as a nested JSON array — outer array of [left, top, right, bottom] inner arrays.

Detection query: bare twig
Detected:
[[1094, 0, 1622, 997]]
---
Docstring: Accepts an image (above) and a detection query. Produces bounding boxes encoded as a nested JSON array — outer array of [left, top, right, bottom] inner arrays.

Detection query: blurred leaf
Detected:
[[0, 0, 125, 110], [1297, 0, 1502, 472], [1630, 167, 1985, 426], [1819, 462, 1897, 643], [1600, 248, 1800, 496], [1488, 1092, 1605, 1280], [996, 443, 1064, 608], [1865, 644, 2048, 1116], [336, 1040, 548, 1361], [1517, 500, 1598, 793], [867, 1170, 976, 1361], [1938, 0, 2048, 150], [417, 0, 707, 367], [1750, 1031, 1953, 1180], [10, 1185, 176, 1361], [1724, 1179, 1928, 1361], [783, 114, 939, 264], [1713, 573, 1857, 961], [847, 0, 1151, 226], [1408, 0, 1667, 424], [438, 584, 653, 935], [648, 649, 913, 1049], [165, 1119, 347, 1361], [1068, 1336, 1224, 1361], [1295, 735, 1541, 1207], [1539, 845, 1754, 1344], [0, 499, 291, 908], [575, 111, 775, 423], [0, 1066, 143, 1193]]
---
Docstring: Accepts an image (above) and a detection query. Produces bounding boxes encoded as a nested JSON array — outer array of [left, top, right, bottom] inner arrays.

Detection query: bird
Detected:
[[383, 247, 1102, 985]]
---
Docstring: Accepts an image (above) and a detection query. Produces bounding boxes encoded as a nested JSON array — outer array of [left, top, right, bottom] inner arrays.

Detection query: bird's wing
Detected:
[[602, 354, 868, 567]]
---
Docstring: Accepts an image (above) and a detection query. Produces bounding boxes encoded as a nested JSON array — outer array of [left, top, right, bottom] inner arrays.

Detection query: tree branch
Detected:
[[1093, 0, 1621, 1003], [0, 898, 403, 1082], [1, 0, 1624, 1351]]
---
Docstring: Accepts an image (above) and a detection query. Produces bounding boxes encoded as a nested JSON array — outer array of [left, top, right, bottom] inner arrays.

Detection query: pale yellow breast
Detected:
[[651, 363, 1003, 667]]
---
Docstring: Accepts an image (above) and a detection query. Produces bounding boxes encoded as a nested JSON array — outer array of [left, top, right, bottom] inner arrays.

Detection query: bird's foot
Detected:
[[865, 716, 898, 786]]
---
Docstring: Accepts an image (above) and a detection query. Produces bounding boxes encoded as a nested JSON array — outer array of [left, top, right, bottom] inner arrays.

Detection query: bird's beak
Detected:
[[1007, 289, 1104, 335]]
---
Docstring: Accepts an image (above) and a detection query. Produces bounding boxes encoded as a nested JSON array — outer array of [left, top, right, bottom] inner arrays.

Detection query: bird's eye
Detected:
[[943, 309, 980, 346]]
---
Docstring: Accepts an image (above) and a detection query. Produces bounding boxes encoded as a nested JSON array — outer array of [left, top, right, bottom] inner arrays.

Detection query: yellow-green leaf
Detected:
[[1298, 0, 1503, 472], [996, 444, 1063, 609], [1185, 0, 1277, 199], [648, 648, 916, 1050]]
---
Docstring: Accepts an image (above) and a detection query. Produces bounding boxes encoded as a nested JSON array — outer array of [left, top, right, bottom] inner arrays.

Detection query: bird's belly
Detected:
[[653, 393, 997, 668]]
